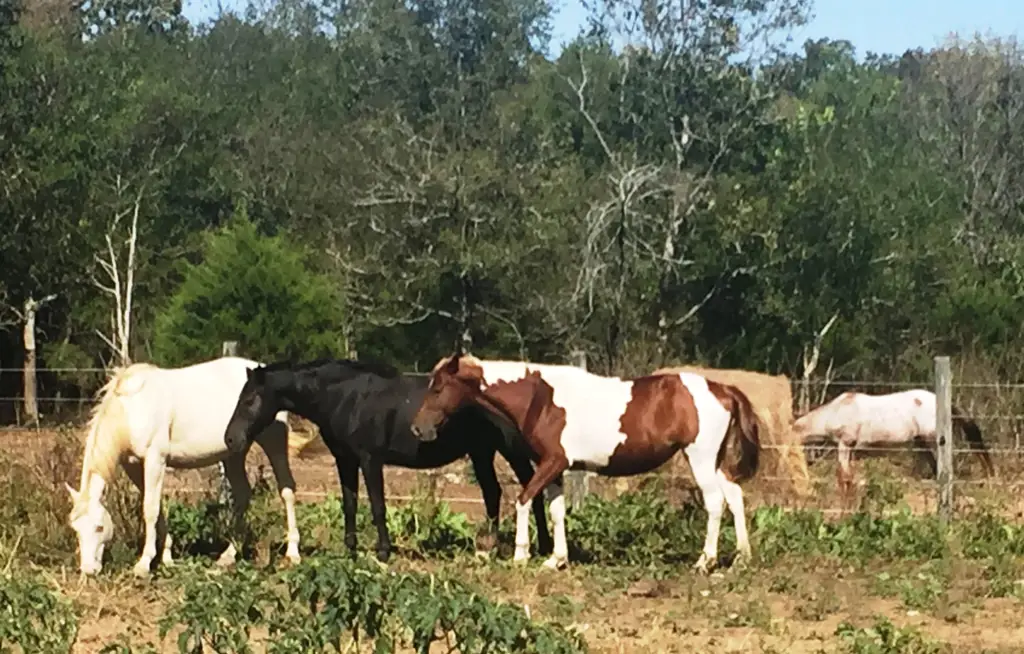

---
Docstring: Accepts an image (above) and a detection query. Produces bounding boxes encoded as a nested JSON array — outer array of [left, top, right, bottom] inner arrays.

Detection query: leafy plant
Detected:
[[385, 500, 476, 557], [835, 616, 945, 654], [158, 563, 277, 654], [0, 572, 79, 653], [565, 484, 711, 565]]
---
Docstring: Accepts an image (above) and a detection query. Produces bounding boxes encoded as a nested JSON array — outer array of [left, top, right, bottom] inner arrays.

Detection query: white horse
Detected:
[[66, 356, 304, 577], [792, 389, 995, 498]]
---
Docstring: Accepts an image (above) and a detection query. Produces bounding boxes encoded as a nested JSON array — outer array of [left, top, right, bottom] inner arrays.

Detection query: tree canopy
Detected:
[[1, 0, 1022, 412]]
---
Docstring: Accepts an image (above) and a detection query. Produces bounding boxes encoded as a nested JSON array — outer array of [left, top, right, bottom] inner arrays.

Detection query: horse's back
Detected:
[[161, 357, 285, 465], [835, 389, 936, 441]]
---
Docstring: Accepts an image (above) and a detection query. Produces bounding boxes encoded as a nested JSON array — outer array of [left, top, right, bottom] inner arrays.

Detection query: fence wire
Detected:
[[4, 366, 1024, 518]]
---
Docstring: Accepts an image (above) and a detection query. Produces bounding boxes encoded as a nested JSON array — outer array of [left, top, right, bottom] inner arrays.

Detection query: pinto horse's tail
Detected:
[[952, 404, 996, 477], [714, 384, 761, 484]]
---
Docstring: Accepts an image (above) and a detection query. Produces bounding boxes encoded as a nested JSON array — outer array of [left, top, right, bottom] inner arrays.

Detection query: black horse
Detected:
[[223, 358, 552, 562]]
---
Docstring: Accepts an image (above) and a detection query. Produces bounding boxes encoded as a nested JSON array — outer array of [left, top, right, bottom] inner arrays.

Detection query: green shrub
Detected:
[[0, 572, 79, 653], [152, 207, 346, 365], [152, 554, 588, 654]]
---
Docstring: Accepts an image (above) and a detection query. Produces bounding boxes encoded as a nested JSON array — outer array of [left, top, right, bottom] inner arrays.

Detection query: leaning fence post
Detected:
[[934, 356, 954, 523], [565, 349, 591, 510], [222, 341, 239, 357]]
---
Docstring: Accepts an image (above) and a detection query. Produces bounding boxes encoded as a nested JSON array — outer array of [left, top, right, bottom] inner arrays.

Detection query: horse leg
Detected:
[[254, 424, 301, 564], [836, 441, 855, 513], [134, 453, 168, 578], [123, 460, 174, 567], [512, 454, 568, 568], [358, 454, 392, 563], [915, 435, 938, 478], [716, 469, 751, 567], [334, 454, 360, 554], [214, 455, 253, 568], [467, 447, 502, 556], [688, 453, 726, 574], [505, 454, 553, 556], [542, 476, 568, 571]]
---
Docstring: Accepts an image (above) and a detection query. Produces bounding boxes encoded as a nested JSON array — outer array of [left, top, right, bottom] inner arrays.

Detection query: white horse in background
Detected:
[[792, 389, 995, 499], [66, 356, 304, 577]]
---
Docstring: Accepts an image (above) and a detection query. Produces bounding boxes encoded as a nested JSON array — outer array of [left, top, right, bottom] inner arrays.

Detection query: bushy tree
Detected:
[[151, 208, 346, 366]]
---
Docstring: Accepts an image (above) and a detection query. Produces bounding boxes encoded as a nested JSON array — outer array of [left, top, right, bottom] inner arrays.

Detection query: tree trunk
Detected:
[[22, 297, 40, 425]]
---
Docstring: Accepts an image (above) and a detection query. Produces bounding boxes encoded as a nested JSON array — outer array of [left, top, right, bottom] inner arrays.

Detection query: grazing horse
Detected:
[[222, 358, 552, 563], [408, 352, 761, 573], [792, 389, 996, 496], [66, 356, 303, 577]]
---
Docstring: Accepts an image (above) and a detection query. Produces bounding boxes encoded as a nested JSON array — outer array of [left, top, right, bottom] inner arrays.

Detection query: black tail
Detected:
[[715, 384, 760, 484], [952, 404, 995, 477]]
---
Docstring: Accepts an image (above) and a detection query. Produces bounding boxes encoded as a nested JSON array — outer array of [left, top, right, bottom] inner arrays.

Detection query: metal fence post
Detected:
[[565, 349, 590, 510], [934, 356, 954, 523]]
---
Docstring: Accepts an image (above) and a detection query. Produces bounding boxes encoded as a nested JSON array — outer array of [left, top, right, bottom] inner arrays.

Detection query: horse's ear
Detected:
[[65, 482, 81, 503], [249, 365, 266, 383]]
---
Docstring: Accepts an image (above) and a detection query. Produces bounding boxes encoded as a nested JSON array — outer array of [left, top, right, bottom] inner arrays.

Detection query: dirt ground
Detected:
[[56, 555, 1024, 653], [6, 426, 1024, 653]]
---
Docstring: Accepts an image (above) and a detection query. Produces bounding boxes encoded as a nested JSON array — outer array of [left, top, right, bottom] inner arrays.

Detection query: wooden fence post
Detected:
[[217, 340, 239, 505], [565, 349, 590, 510], [934, 356, 954, 523]]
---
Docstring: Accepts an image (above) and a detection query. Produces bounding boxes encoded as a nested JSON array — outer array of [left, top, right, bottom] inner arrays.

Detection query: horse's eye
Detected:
[[94, 525, 104, 533]]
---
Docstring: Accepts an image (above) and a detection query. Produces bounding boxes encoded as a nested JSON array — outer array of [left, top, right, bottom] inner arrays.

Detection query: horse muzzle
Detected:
[[410, 423, 438, 442], [223, 427, 248, 454]]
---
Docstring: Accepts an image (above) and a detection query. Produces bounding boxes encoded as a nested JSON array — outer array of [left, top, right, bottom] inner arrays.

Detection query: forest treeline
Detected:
[[2, 0, 1023, 418]]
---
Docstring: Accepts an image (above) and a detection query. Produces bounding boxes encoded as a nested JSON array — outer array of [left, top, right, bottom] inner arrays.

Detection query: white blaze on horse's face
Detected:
[[67, 487, 114, 575]]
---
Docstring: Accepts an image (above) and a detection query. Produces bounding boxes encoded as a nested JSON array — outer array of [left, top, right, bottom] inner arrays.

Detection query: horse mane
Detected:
[[431, 353, 486, 375], [260, 357, 401, 379], [73, 363, 155, 514]]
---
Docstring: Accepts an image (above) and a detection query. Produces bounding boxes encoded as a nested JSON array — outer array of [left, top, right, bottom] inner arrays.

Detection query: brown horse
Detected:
[[409, 353, 761, 572]]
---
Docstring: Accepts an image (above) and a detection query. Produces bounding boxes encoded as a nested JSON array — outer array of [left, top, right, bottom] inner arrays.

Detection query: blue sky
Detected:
[[183, 0, 1024, 59]]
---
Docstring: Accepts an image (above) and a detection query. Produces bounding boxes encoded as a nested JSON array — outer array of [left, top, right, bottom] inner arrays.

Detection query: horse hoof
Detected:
[[692, 556, 714, 575], [132, 562, 152, 578], [513, 548, 531, 565], [474, 550, 492, 560], [541, 555, 568, 571]]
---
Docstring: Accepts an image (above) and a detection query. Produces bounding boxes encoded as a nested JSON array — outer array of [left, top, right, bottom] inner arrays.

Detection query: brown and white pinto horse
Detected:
[[409, 353, 761, 572]]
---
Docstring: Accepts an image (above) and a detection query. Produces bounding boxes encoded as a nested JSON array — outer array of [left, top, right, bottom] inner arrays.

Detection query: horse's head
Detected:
[[224, 364, 281, 454], [410, 352, 485, 442], [66, 483, 114, 575]]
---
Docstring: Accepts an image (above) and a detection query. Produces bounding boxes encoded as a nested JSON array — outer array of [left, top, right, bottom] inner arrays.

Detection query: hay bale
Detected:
[[286, 414, 326, 458], [654, 365, 811, 498]]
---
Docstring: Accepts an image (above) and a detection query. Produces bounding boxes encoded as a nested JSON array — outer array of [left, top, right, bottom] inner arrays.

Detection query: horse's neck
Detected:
[[78, 468, 109, 510], [280, 376, 336, 427], [80, 408, 127, 490], [478, 382, 535, 433]]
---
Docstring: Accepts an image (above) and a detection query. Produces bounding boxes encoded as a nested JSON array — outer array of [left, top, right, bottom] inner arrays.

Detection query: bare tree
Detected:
[[914, 36, 1024, 267], [797, 312, 838, 416], [92, 176, 144, 368]]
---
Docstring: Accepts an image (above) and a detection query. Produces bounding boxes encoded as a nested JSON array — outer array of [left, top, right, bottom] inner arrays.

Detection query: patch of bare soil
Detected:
[[54, 555, 1024, 653]]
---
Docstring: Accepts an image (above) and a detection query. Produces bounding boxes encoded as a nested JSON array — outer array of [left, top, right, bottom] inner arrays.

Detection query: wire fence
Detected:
[[3, 360, 1024, 519]]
